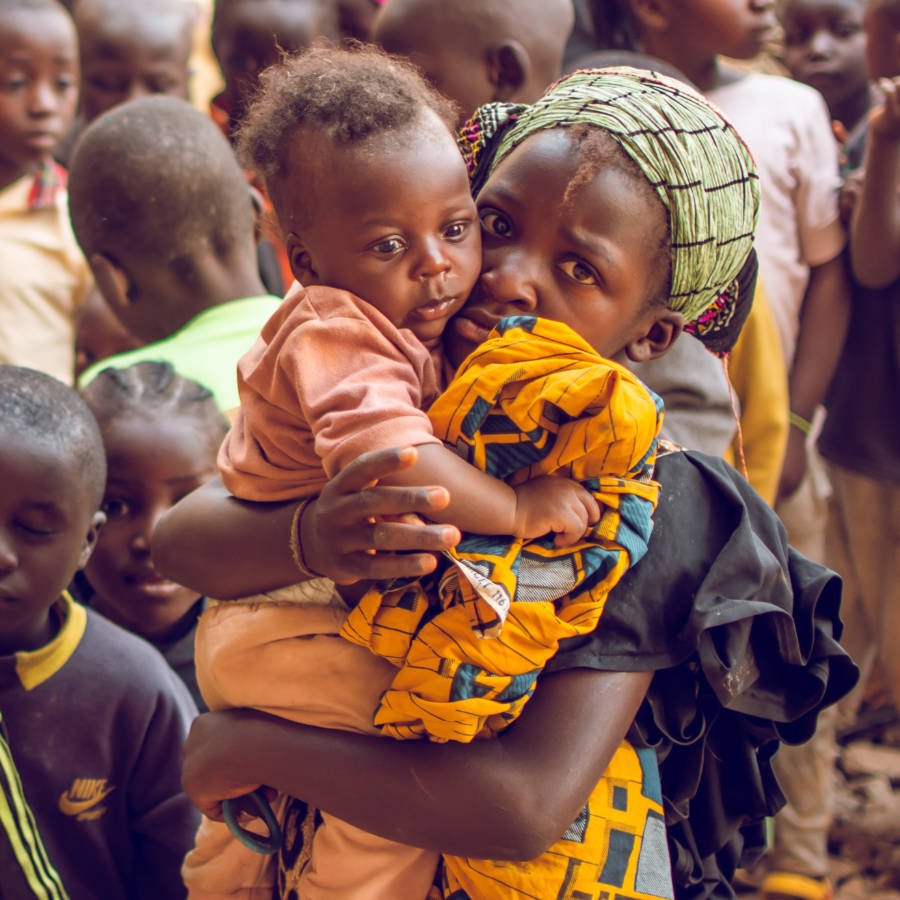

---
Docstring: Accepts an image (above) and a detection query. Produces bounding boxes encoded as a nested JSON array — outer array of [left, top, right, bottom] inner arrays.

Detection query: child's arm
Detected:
[[384, 443, 601, 547], [778, 253, 851, 500], [850, 77, 900, 287]]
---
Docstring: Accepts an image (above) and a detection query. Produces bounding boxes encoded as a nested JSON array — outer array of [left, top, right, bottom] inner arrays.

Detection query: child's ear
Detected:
[[624, 311, 683, 362], [89, 253, 133, 316], [77, 510, 106, 570], [624, 0, 673, 34], [285, 233, 318, 285], [486, 42, 529, 100]]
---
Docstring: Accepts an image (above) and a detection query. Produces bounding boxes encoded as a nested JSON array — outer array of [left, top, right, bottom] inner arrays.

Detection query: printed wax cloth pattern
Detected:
[[341, 314, 663, 743], [279, 744, 675, 900]]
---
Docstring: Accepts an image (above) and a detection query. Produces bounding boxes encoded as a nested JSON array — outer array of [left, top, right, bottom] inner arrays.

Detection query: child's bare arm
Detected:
[[779, 253, 851, 499], [382, 443, 600, 546], [850, 77, 900, 287]]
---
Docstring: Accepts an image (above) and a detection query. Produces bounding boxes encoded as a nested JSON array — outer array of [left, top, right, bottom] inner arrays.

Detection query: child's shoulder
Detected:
[[711, 70, 830, 122], [75, 607, 197, 720]]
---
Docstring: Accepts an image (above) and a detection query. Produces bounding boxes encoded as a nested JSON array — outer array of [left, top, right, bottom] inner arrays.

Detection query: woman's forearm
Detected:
[[153, 477, 302, 599], [182, 667, 652, 859]]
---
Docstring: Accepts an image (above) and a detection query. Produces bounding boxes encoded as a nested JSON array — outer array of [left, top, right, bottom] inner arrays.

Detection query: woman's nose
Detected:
[[478, 251, 539, 312]]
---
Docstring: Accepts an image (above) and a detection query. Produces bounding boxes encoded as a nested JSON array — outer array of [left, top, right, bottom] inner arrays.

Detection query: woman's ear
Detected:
[[285, 233, 318, 285], [486, 41, 530, 101], [89, 253, 133, 316], [624, 311, 683, 362]]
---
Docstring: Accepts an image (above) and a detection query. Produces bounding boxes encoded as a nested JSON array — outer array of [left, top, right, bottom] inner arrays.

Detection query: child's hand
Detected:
[[513, 475, 600, 548], [870, 76, 900, 142]]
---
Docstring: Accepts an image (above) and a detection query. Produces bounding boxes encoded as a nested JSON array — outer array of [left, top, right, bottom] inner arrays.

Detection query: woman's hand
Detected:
[[301, 446, 461, 584], [181, 710, 269, 821]]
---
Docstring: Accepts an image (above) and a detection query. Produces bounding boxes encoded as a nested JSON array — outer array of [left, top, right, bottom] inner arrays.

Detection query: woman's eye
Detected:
[[559, 259, 599, 285], [371, 237, 405, 255], [102, 498, 131, 520], [479, 210, 513, 237]]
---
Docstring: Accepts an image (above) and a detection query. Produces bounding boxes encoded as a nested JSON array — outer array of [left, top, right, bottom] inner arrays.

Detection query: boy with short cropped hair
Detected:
[[68, 95, 281, 413], [72, 0, 193, 122], [0, 364, 199, 899], [373, 0, 575, 123], [210, 0, 339, 141], [0, 0, 90, 384]]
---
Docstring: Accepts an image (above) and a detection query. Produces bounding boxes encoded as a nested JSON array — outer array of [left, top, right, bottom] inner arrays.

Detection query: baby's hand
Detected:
[[513, 475, 600, 547], [870, 76, 900, 142]]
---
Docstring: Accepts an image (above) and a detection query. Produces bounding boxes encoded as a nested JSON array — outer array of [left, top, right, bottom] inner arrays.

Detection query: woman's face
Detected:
[[445, 128, 671, 369]]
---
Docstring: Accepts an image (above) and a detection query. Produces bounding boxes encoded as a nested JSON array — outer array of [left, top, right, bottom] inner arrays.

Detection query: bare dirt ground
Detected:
[[738, 704, 900, 900], [828, 706, 900, 899]]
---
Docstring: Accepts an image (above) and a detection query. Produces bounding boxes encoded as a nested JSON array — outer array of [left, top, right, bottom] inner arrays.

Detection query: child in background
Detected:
[[210, 0, 338, 141], [373, 0, 574, 124], [55, 0, 194, 166], [0, 364, 199, 899], [75, 362, 228, 711], [767, 6, 900, 895], [336, 0, 385, 41], [781, 0, 873, 171], [74, 286, 142, 379], [68, 95, 280, 414], [0, 0, 89, 384], [210, 0, 339, 292], [73, 0, 193, 123]]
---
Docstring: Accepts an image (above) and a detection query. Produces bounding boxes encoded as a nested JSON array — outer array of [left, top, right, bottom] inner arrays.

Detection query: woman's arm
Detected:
[[152, 446, 462, 599], [182, 666, 652, 860]]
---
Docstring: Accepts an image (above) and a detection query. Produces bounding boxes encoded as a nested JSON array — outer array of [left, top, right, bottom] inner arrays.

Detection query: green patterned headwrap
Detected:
[[458, 67, 761, 350]]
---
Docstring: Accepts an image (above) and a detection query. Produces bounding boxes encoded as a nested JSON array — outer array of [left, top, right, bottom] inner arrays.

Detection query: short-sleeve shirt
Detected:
[[708, 73, 845, 365], [0, 174, 91, 384], [219, 284, 441, 501]]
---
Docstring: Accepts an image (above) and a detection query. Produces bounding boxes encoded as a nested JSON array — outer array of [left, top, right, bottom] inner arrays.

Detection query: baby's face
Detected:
[[281, 115, 481, 351], [0, 6, 78, 183]]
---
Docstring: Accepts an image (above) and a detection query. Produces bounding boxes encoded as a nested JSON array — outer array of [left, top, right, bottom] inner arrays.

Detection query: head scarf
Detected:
[[457, 67, 761, 353]]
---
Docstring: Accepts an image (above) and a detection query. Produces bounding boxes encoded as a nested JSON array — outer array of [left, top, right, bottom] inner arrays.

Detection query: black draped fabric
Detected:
[[547, 449, 858, 898]]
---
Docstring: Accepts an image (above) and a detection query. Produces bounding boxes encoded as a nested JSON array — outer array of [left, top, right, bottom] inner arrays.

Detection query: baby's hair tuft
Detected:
[[236, 40, 458, 183]]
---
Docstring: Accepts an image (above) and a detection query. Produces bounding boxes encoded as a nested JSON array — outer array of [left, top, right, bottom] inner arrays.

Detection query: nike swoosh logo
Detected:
[[58, 787, 115, 817]]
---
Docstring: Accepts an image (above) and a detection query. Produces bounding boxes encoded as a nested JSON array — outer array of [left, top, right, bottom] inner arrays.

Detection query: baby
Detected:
[[187, 43, 666, 899]]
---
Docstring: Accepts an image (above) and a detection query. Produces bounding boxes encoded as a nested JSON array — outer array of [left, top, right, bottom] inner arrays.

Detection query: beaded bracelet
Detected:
[[288, 498, 320, 577], [788, 410, 813, 436]]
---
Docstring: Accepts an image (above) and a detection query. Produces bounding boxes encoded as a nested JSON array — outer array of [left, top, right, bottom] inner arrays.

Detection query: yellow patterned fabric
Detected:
[[436, 742, 673, 900], [341, 316, 662, 742]]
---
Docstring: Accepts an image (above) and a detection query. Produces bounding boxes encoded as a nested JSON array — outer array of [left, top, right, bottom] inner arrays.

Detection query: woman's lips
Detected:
[[452, 314, 494, 347]]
